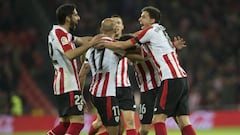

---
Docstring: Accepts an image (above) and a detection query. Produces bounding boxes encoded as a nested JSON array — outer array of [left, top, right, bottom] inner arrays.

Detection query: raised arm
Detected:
[[172, 36, 187, 50]]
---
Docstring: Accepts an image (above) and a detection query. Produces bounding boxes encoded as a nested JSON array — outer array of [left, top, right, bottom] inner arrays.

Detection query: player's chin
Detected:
[[73, 24, 78, 30], [141, 26, 145, 30]]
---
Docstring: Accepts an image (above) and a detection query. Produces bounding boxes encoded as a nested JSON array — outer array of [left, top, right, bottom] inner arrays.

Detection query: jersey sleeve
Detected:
[[55, 29, 73, 52], [130, 26, 153, 45]]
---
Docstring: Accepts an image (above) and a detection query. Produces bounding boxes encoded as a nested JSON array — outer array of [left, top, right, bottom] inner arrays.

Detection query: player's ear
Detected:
[[150, 18, 155, 24], [65, 16, 71, 23]]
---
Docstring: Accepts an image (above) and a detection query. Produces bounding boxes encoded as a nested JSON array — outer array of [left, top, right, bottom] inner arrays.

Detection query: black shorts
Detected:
[[116, 87, 136, 111], [154, 78, 190, 117], [91, 96, 120, 126], [55, 91, 84, 117], [139, 87, 161, 124]]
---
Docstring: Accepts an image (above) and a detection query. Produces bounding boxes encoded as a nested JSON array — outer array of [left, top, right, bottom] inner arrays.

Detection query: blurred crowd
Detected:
[[0, 0, 240, 115]]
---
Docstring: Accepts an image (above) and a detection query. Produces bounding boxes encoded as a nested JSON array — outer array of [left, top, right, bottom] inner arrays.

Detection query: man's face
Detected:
[[69, 9, 80, 32], [112, 17, 124, 38], [138, 11, 154, 29]]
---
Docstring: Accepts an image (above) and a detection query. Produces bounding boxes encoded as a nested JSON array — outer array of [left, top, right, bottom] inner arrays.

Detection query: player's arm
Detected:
[[79, 62, 91, 91], [99, 39, 135, 50], [65, 34, 103, 60], [125, 46, 144, 62], [78, 61, 90, 111], [74, 36, 92, 46]]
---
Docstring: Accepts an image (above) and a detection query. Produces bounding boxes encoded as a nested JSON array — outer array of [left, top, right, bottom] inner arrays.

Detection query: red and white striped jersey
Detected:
[[133, 47, 161, 92], [86, 37, 124, 97], [131, 23, 187, 81], [48, 25, 80, 95], [116, 57, 131, 87]]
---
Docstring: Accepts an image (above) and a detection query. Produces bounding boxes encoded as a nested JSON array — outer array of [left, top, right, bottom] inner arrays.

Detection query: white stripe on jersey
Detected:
[[86, 37, 122, 97], [133, 48, 161, 92], [48, 25, 80, 95], [116, 57, 131, 87], [132, 23, 187, 81]]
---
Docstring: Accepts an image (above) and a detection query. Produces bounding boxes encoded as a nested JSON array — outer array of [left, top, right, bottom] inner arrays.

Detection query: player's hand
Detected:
[[89, 34, 105, 47], [94, 40, 109, 49], [173, 36, 187, 50]]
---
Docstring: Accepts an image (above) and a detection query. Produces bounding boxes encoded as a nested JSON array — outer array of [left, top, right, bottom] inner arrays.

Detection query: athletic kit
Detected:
[[85, 37, 125, 126], [48, 25, 84, 116], [131, 23, 189, 117]]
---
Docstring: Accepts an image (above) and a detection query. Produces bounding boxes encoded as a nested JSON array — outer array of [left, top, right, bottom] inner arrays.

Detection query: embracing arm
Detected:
[[65, 43, 92, 60], [79, 62, 91, 91], [65, 34, 103, 60], [125, 46, 144, 62], [101, 39, 135, 50]]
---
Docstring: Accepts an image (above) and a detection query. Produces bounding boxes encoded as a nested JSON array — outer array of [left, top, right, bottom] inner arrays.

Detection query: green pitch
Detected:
[[2, 128, 240, 135]]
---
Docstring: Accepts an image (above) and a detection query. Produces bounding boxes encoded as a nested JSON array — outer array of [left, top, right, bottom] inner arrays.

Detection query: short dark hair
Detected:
[[141, 6, 161, 24], [56, 3, 76, 25]]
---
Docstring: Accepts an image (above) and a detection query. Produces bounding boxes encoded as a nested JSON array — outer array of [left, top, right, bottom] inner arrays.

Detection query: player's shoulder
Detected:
[[51, 25, 68, 35], [153, 24, 166, 32]]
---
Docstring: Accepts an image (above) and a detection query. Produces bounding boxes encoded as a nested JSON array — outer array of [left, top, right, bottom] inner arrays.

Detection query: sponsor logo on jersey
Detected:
[[61, 36, 69, 45]]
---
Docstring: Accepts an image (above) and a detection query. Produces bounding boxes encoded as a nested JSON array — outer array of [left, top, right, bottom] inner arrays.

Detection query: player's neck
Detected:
[[103, 32, 115, 39], [59, 24, 70, 32]]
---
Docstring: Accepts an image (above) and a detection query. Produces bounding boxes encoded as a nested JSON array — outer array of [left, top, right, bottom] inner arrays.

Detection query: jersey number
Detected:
[[162, 30, 173, 47], [48, 42, 54, 58], [139, 104, 146, 114]]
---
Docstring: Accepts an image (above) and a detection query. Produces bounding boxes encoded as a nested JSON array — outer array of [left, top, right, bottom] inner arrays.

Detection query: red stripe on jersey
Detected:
[[145, 45, 162, 78], [94, 73, 102, 96], [137, 26, 153, 39], [106, 97, 112, 121], [101, 72, 110, 96], [137, 63, 149, 91], [121, 59, 125, 87], [69, 91, 74, 107], [163, 54, 177, 78], [130, 26, 153, 44], [145, 60, 157, 88], [145, 45, 161, 69], [59, 68, 64, 94], [142, 48, 148, 57], [89, 74, 97, 94], [55, 29, 72, 52], [160, 80, 168, 110], [171, 52, 185, 77], [133, 65, 141, 88]]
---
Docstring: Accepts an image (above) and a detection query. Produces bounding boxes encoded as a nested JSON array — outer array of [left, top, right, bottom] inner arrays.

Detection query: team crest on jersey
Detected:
[[61, 36, 68, 45], [115, 116, 120, 122]]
